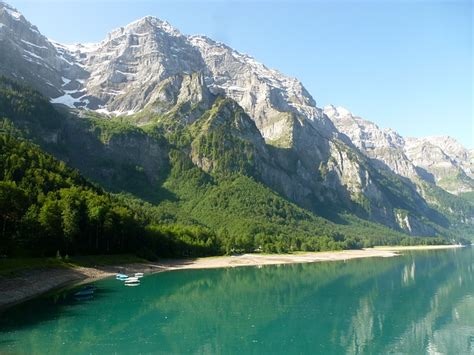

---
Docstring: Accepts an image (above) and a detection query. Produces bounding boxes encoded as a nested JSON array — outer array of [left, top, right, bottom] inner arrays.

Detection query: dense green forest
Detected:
[[0, 77, 463, 259], [0, 133, 222, 258]]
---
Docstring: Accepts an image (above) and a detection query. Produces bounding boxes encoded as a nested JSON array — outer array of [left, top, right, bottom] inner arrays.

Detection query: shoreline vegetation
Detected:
[[0, 244, 465, 311]]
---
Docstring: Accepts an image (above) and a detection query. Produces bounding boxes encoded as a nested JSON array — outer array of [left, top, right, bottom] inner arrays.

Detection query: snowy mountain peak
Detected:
[[50, 17, 182, 58], [0, 1, 40, 34], [109, 15, 182, 39], [324, 105, 405, 150], [1, 3, 330, 140], [324, 106, 403, 142], [0, 1, 85, 98], [189, 33, 328, 141], [0, 1, 23, 20], [51, 40, 100, 54], [0, 1, 41, 37], [189, 33, 314, 103], [1, 2, 469, 193], [323, 105, 353, 118]]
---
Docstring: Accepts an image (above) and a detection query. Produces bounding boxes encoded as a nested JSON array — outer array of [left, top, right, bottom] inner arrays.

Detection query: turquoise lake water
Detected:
[[0, 247, 473, 354]]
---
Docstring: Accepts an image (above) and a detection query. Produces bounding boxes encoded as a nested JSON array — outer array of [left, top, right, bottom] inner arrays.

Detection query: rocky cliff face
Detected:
[[0, 4, 337, 137], [0, 2, 86, 98], [1, 1, 471, 237], [56, 17, 337, 143], [323, 105, 420, 179], [414, 136, 473, 178], [325, 105, 474, 195], [188, 36, 336, 143], [404, 136, 474, 194]]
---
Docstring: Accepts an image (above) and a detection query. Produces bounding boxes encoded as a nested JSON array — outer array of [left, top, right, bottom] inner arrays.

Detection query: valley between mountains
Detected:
[[0, 1, 473, 259]]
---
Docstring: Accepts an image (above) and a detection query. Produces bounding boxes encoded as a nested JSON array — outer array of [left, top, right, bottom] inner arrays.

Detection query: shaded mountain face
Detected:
[[0, 1, 472, 238], [325, 105, 474, 195]]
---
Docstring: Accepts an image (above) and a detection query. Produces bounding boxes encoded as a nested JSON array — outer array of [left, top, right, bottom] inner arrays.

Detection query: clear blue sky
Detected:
[[8, 0, 474, 147]]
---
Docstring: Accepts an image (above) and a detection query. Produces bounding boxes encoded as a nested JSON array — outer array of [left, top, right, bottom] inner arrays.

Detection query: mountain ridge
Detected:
[[324, 105, 474, 195], [0, 1, 472, 241]]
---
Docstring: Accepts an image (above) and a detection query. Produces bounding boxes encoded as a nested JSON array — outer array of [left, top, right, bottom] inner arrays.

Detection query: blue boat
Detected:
[[74, 289, 94, 297], [74, 285, 96, 297]]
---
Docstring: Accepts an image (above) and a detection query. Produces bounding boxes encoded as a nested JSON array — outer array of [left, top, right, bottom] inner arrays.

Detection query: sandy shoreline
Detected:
[[0, 245, 465, 311]]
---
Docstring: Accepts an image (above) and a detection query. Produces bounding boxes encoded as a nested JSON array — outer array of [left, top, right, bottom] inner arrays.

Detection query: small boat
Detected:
[[116, 273, 129, 280], [124, 282, 140, 287], [134, 272, 144, 278], [74, 288, 95, 297], [125, 277, 139, 282], [124, 277, 140, 286]]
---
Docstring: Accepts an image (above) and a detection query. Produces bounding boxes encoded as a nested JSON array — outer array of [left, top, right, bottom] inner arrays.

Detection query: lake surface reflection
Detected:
[[0, 247, 473, 354]]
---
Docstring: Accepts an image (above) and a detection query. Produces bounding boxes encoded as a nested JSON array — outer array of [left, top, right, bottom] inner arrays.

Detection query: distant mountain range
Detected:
[[0, 1, 473, 245], [324, 105, 474, 195]]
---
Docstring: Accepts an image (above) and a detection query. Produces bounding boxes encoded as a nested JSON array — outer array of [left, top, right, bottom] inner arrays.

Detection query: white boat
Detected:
[[125, 277, 139, 282], [134, 273, 144, 278], [124, 277, 140, 286], [124, 283, 140, 287]]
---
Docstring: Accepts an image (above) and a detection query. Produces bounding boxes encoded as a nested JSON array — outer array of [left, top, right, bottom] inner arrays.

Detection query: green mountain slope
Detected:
[[0, 131, 228, 258], [0, 77, 469, 259]]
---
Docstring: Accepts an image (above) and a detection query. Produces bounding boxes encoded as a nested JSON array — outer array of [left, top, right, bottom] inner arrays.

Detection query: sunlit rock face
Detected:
[[325, 105, 474, 195], [404, 136, 474, 194]]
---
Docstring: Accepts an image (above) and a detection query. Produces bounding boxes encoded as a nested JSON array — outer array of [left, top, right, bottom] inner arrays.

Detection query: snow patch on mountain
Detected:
[[3, 5, 21, 20], [50, 93, 81, 107]]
